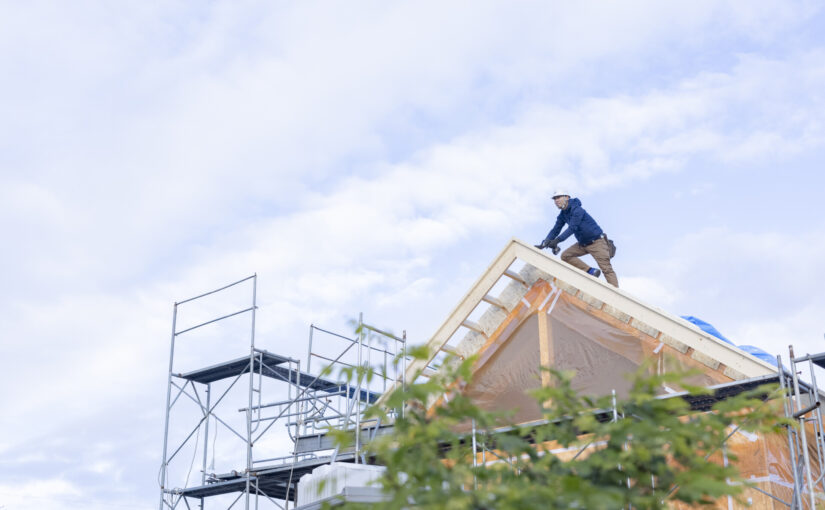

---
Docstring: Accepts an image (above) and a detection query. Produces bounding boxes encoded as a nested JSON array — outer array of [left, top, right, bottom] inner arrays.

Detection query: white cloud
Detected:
[[0, 479, 80, 510], [730, 303, 824, 357], [621, 276, 682, 309], [621, 226, 825, 360], [4, 3, 821, 307], [0, 478, 145, 510]]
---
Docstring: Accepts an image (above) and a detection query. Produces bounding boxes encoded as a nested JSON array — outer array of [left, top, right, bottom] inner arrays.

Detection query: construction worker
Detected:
[[535, 190, 619, 287]]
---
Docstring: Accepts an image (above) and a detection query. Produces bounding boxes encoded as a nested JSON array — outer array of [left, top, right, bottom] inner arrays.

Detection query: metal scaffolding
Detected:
[[781, 342, 825, 509], [157, 276, 407, 510]]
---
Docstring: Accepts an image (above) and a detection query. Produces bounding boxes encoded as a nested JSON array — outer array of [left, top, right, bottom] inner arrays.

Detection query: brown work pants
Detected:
[[561, 237, 619, 287]]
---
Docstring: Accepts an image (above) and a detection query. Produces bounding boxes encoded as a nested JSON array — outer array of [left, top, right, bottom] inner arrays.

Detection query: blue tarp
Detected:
[[681, 316, 734, 345], [737, 345, 778, 366], [680, 315, 776, 367]]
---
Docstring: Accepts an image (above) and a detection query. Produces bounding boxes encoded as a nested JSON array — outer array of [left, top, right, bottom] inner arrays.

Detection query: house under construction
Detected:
[[158, 238, 825, 510]]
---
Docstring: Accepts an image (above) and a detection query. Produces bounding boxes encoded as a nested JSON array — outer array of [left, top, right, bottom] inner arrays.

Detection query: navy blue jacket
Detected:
[[544, 198, 604, 246]]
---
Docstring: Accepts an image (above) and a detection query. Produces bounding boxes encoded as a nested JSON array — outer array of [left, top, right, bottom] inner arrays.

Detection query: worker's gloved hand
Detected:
[[546, 238, 559, 251]]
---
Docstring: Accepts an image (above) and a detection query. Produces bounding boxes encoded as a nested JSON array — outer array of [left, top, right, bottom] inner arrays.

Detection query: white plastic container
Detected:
[[297, 462, 385, 506]]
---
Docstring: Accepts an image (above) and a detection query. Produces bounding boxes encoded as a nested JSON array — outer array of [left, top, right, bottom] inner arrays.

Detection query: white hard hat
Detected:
[[552, 189, 570, 198]]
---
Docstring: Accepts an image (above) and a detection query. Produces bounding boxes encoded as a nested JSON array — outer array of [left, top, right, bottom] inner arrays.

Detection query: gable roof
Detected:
[[377, 238, 776, 408]]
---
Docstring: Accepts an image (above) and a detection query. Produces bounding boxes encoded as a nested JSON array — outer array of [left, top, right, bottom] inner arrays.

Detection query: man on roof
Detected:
[[535, 190, 619, 287]]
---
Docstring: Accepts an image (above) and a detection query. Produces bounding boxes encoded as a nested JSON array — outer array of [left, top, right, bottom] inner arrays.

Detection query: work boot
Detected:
[[587, 268, 601, 278]]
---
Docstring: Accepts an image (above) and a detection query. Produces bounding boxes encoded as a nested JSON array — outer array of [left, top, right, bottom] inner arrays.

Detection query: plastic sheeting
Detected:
[[456, 285, 810, 507], [737, 345, 777, 367], [669, 423, 821, 509], [297, 463, 385, 507], [548, 294, 643, 399], [463, 313, 543, 425], [549, 293, 725, 399], [681, 316, 734, 345], [463, 291, 732, 418], [525, 425, 817, 509], [681, 315, 777, 367]]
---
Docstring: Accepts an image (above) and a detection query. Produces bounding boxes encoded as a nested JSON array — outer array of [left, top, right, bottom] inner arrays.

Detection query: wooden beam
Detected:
[[481, 294, 508, 311], [503, 269, 527, 286], [537, 306, 553, 387], [439, 344, 463, 358], [373, 243, 519, 408], [375, 238, 775, 410], [461, 320, 486, 336]]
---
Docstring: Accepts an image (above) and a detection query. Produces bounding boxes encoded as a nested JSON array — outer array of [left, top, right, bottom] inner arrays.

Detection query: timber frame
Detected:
[[376, 238, 776, 408]]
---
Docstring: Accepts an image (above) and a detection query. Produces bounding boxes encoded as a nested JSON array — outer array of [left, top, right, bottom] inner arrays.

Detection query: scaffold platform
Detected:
[[178, 453, 358, 501], [177, 350, 381, 403]]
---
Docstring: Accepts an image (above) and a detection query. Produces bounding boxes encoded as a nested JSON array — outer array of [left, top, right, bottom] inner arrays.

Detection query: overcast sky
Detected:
[[2, 1, 825, 508]]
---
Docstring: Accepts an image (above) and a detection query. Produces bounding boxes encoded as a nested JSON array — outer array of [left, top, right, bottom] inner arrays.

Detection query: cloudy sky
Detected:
[[2, 1, 825, 508]]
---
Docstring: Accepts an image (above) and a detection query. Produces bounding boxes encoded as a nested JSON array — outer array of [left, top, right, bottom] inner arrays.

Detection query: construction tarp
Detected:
[[463, 289, 730, 423], [681, 315, 777, 367], [455, 276, 816, 508]]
